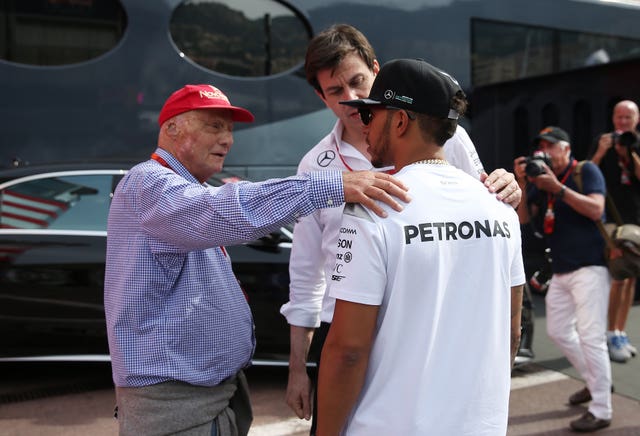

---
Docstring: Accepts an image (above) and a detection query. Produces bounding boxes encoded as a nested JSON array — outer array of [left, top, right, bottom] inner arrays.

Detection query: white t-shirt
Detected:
[[329, 163, 525, 436], [280, 121, 485, 327]]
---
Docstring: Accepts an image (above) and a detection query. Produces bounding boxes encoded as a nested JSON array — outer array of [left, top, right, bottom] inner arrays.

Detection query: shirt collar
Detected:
[[152, 148, 202, 185]]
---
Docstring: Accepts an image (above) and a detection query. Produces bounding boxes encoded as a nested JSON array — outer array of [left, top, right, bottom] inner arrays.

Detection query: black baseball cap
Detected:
[[340, 58, 463, 119], [536, 126, 570, 143]]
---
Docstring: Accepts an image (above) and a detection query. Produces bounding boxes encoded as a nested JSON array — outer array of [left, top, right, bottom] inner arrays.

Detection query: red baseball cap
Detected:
[[157, 84, 255, 125]]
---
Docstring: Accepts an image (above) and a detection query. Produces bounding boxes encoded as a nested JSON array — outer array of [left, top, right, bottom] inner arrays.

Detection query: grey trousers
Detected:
[[115, 371, 253, 436]]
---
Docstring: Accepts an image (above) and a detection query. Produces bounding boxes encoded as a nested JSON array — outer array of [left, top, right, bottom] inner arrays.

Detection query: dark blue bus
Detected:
[[2, 0, 640, 178]]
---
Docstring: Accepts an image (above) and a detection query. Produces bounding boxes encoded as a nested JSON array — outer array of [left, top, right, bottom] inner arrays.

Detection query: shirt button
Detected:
[[327, 198, 334, 206]]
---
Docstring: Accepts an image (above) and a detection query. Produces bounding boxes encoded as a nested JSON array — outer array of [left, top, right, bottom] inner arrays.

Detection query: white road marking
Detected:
[[511, 368, 570, 390], [249, 417, 311, 436], [249, 367, 570, 434]]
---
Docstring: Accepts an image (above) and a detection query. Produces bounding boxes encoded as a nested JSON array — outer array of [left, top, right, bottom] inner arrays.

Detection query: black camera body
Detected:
[[525, 152, 551, 177], [613, 131, 640, 152]]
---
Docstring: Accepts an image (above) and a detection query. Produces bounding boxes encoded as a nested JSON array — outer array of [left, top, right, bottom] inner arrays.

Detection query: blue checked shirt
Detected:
[[105, 148, 343, 387]]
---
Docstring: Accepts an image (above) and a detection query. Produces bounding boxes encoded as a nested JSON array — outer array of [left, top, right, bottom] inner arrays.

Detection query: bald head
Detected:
[[613, 100, 639, 133]]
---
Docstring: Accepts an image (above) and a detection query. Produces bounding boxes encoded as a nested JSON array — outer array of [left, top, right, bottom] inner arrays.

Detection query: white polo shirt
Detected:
[[280, 120, 485, 327], [329, 163, 525, 435]]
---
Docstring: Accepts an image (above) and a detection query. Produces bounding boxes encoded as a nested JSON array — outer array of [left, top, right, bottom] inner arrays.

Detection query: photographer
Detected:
[[590, 99, 640, 363], [514, 126, 612, 432]]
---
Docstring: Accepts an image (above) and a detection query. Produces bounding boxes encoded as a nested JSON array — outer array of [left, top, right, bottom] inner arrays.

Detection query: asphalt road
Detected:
[[1, 294, 639, 435]]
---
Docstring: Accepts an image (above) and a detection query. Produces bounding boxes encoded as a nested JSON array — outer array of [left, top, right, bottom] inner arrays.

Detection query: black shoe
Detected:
[[568, 386, 615, 405], [569, 387, 592, 405], [570, 412, 611, 432]]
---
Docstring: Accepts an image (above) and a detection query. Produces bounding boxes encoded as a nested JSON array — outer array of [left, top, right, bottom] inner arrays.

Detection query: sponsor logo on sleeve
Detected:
[[332, 227, 358, 281]]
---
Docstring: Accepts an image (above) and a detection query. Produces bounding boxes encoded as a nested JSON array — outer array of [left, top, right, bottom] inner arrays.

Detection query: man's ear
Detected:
[[372, 59, 380, 76], [394, 110, 411, 136], [164, 120, 179, 138]]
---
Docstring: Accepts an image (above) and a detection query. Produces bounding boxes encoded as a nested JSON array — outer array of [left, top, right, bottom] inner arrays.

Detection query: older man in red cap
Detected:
[[104, 84, 410, 436]]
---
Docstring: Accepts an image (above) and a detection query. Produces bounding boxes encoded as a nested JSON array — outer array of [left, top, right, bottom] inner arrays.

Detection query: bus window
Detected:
[[0, 1, 127, 67], [169, 0, 311, 77]]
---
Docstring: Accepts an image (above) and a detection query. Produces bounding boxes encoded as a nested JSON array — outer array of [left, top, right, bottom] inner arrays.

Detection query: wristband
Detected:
[[554, 185, 566, 200]]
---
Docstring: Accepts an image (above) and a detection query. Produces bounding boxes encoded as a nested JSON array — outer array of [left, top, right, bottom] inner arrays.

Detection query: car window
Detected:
[[0, 175, 114, 231]]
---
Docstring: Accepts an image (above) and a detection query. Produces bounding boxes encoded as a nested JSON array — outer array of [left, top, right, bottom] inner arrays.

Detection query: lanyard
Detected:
[[150, 152, 228, 257], [335, 142, 396, 174], [335, 141, 355, 172], [150, 152, 170, 169], [547, 159, 577, 205], [544, 159, 577, 235]]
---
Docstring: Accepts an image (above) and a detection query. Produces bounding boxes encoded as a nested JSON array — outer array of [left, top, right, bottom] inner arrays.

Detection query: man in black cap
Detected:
[[514, 127, 613, 432], [281, 26, 522, 436], [316, 59, 525, 435]]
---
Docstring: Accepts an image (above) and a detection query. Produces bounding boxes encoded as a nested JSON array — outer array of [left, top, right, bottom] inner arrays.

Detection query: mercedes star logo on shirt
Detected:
[[317, 150, 336, 167]]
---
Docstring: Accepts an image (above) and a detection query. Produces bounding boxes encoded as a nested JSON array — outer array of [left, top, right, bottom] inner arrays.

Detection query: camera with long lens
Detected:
[[530, 247, 552, 294], [524, 151, 551, 177]]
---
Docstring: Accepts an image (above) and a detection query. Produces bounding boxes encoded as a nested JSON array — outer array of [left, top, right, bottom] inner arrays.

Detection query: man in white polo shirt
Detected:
[[281, 25, 522, 435], [316, 59, 525, 435]]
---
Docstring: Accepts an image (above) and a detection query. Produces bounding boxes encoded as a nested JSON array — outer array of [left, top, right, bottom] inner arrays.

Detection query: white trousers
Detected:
[[545, 265, 612, 420]]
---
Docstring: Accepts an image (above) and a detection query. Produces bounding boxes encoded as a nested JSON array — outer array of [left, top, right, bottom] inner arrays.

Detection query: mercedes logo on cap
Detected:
[[384, 90, 394, 101], [317, 150, 336, 167]]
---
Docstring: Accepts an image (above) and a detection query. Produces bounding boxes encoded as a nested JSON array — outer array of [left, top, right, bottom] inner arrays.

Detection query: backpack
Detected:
[[573, 160, 640, 279]]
